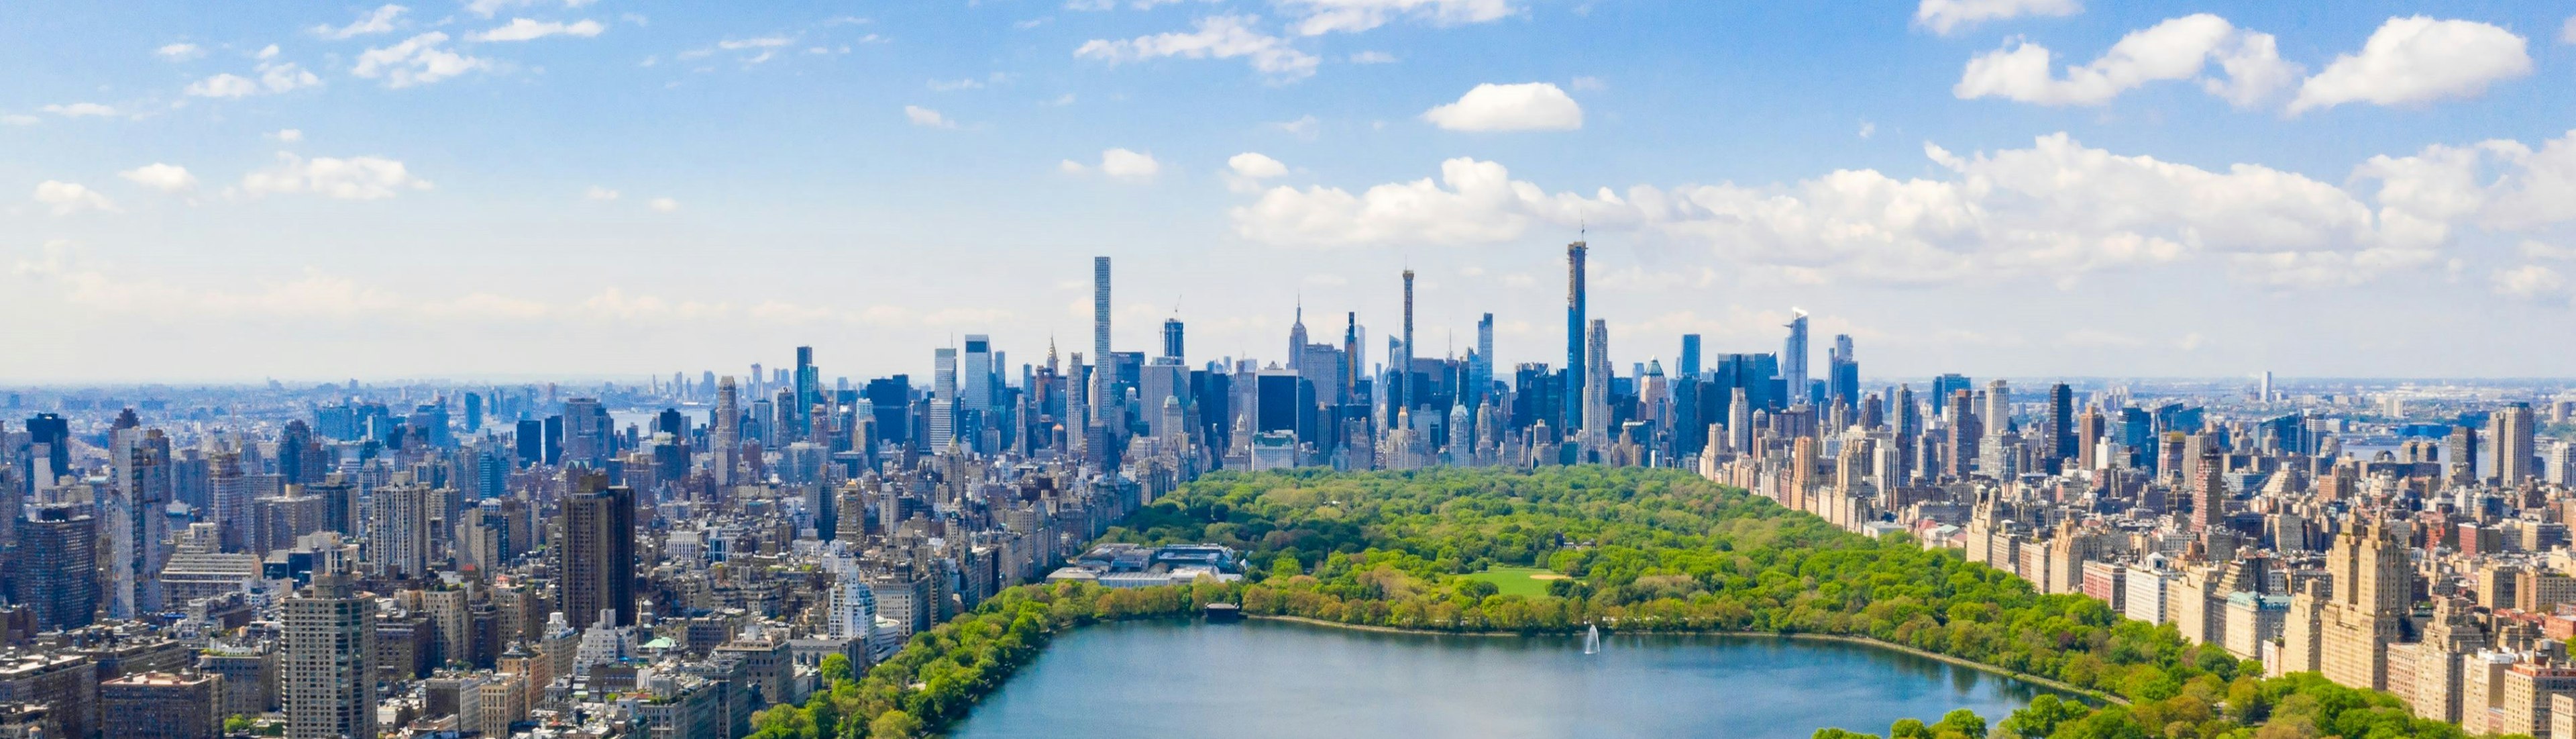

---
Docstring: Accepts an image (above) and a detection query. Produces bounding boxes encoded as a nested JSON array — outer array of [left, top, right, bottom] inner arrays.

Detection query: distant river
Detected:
[[947, 619, 2057, 739]]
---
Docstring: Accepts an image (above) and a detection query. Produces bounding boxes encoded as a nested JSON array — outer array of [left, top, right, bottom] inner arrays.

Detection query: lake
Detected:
[[947, 619, 2057, 739]]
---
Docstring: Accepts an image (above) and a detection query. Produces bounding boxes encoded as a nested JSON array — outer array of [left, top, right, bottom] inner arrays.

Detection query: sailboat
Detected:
[[1583, 624, 1601, 654]]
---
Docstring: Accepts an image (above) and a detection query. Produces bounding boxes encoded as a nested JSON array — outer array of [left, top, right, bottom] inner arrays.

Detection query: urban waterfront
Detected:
[[949, 620, 2057, 739]]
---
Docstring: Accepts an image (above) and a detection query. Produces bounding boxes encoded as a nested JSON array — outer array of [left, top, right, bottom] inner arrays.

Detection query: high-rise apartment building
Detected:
[[281, 571, 373, 739], [559, 475, 638, 627], [2498, 402, 2538, 484], [1564, 241, 1587, 432], [368, 483, 435, 581], [15, 504, 97, 632], [1782, 310, 1809, 407]]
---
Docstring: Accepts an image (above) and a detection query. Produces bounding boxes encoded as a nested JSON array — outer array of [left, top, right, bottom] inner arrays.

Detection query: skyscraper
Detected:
[[1472, 312, 1495, 403], [2497, 402, 2537, 484], [1581, 319, 1611, 454], [15, 504, 97, 632], [561, 398, 611, 469], [963, 336, 994, 414], [281, 571, 373, 739], [932, 348, 959, 452], [1163, 318, 1185, 362], [1091, 256, 1113, 425], [1565, 241, 1587, 432], [794, 346, 818, 432], [1827, 334, 1858, 414], [559, 475, 638, 627], [1782, 310, 1809, 407], [713, 377, 741, 485], [368, 483, 434, 580], [1397, 269, 1415, 413], [2048, 384, 2076, 465]]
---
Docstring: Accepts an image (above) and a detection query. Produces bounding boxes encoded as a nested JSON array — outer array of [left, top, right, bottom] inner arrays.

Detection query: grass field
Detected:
[[1461, 566, 1565, 598]]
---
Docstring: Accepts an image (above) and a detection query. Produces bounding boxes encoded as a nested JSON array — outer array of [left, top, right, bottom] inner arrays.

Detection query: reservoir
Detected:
[[948, 619, 2057, 739]]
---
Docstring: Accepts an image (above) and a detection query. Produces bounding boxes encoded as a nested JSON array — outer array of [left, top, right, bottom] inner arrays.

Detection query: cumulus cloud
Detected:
[[2288, 16, 2530, 115], [1955, 14, 2297, 108], [155, 42, 204, 60], [315, 4, 406, 39], [1915, 0, 2080, 36], [2354, 130, 2576, 233], [119, 163, 198, 193], [239, 152, 433, 199], [1421, 82, 1582, 132], [1224, 152, 1289, 193], [904, 105, 957, 128], [1228, 152, 1289, 179], [1279, 0, 1515, 36], [33, 181, 116, 215], [42, 103, 116, 118], [272, 128, 305, 142], [648, 197, 678, 212], [2491, 264, 2568, 301], [1075, 15, 1320, 80], [1230, 133, 2452, 287], [1100, 148, 1161, 181], [184, 61, 323, 98], [353, 32, 493, 87], [473, 17, 605, 42]]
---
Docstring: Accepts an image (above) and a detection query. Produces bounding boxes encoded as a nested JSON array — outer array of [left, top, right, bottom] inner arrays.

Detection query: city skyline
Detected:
[[9, 2, 2576, 381]]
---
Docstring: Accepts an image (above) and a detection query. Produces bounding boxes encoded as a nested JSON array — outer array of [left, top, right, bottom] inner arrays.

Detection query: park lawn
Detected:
[[1462, 566, 1564, 599]]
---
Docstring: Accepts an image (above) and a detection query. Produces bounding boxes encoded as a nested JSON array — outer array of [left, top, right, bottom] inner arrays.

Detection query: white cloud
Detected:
[[1858, 121, 1876, 139], [1349, 50, 1397, 64], [1273, 114, 1321, 140], [2521, 240, 2576, 261], [1, 115, 36, 126], [272, 128, 304, 142], [256, 44, 280, 60], [1281, 0, 1515, 36], [185, 74, 259, 99], [2564, 15, 2575, 45], [41, 103, 117, 118], [33, 181, 116, 215], [1421, 82, 1582, 132], [2353, 130, 2576, 233], [464, 0, 593, 18], [2288, 16, 2530, 115], [1100, 148, 1161, 181], [904, 105, 957, 128], [1228, 152, 1289, 179], [648, 197, 678, 212], [1058, 160, 1088, 175], [185, 61, 323, 98], [1914, 0, 2080, 36], [1954, 14, 2297, 108], [1224, 152, 1289, 193], [718, 36, 793, 50], [353, 32, 493, 87], [315, 4, 407, 39], [1231, 133, 2434, 287], [239, 152, 433, 199], [473, 17, 605, 42], [2492, 264, 2566, 299], [119, 163, 198, 193], [1075, 15, 1320, 80], [584, 185, 619, 201], [155, 42, 204, 61]]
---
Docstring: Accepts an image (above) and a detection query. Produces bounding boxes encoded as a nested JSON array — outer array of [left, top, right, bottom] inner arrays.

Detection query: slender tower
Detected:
[[1783, 309, 1809, 407], [1091, 256, 1113, 426], [1398, 269, 1415, 412], [1565, 241, 1588, 432]]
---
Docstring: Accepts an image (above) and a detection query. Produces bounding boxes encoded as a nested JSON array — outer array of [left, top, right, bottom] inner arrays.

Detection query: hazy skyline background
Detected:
[[7, 1, 2576, 383]]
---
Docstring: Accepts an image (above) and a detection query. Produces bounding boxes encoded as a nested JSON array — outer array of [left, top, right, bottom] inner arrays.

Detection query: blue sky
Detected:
[[5, 1, 2575, 383]]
